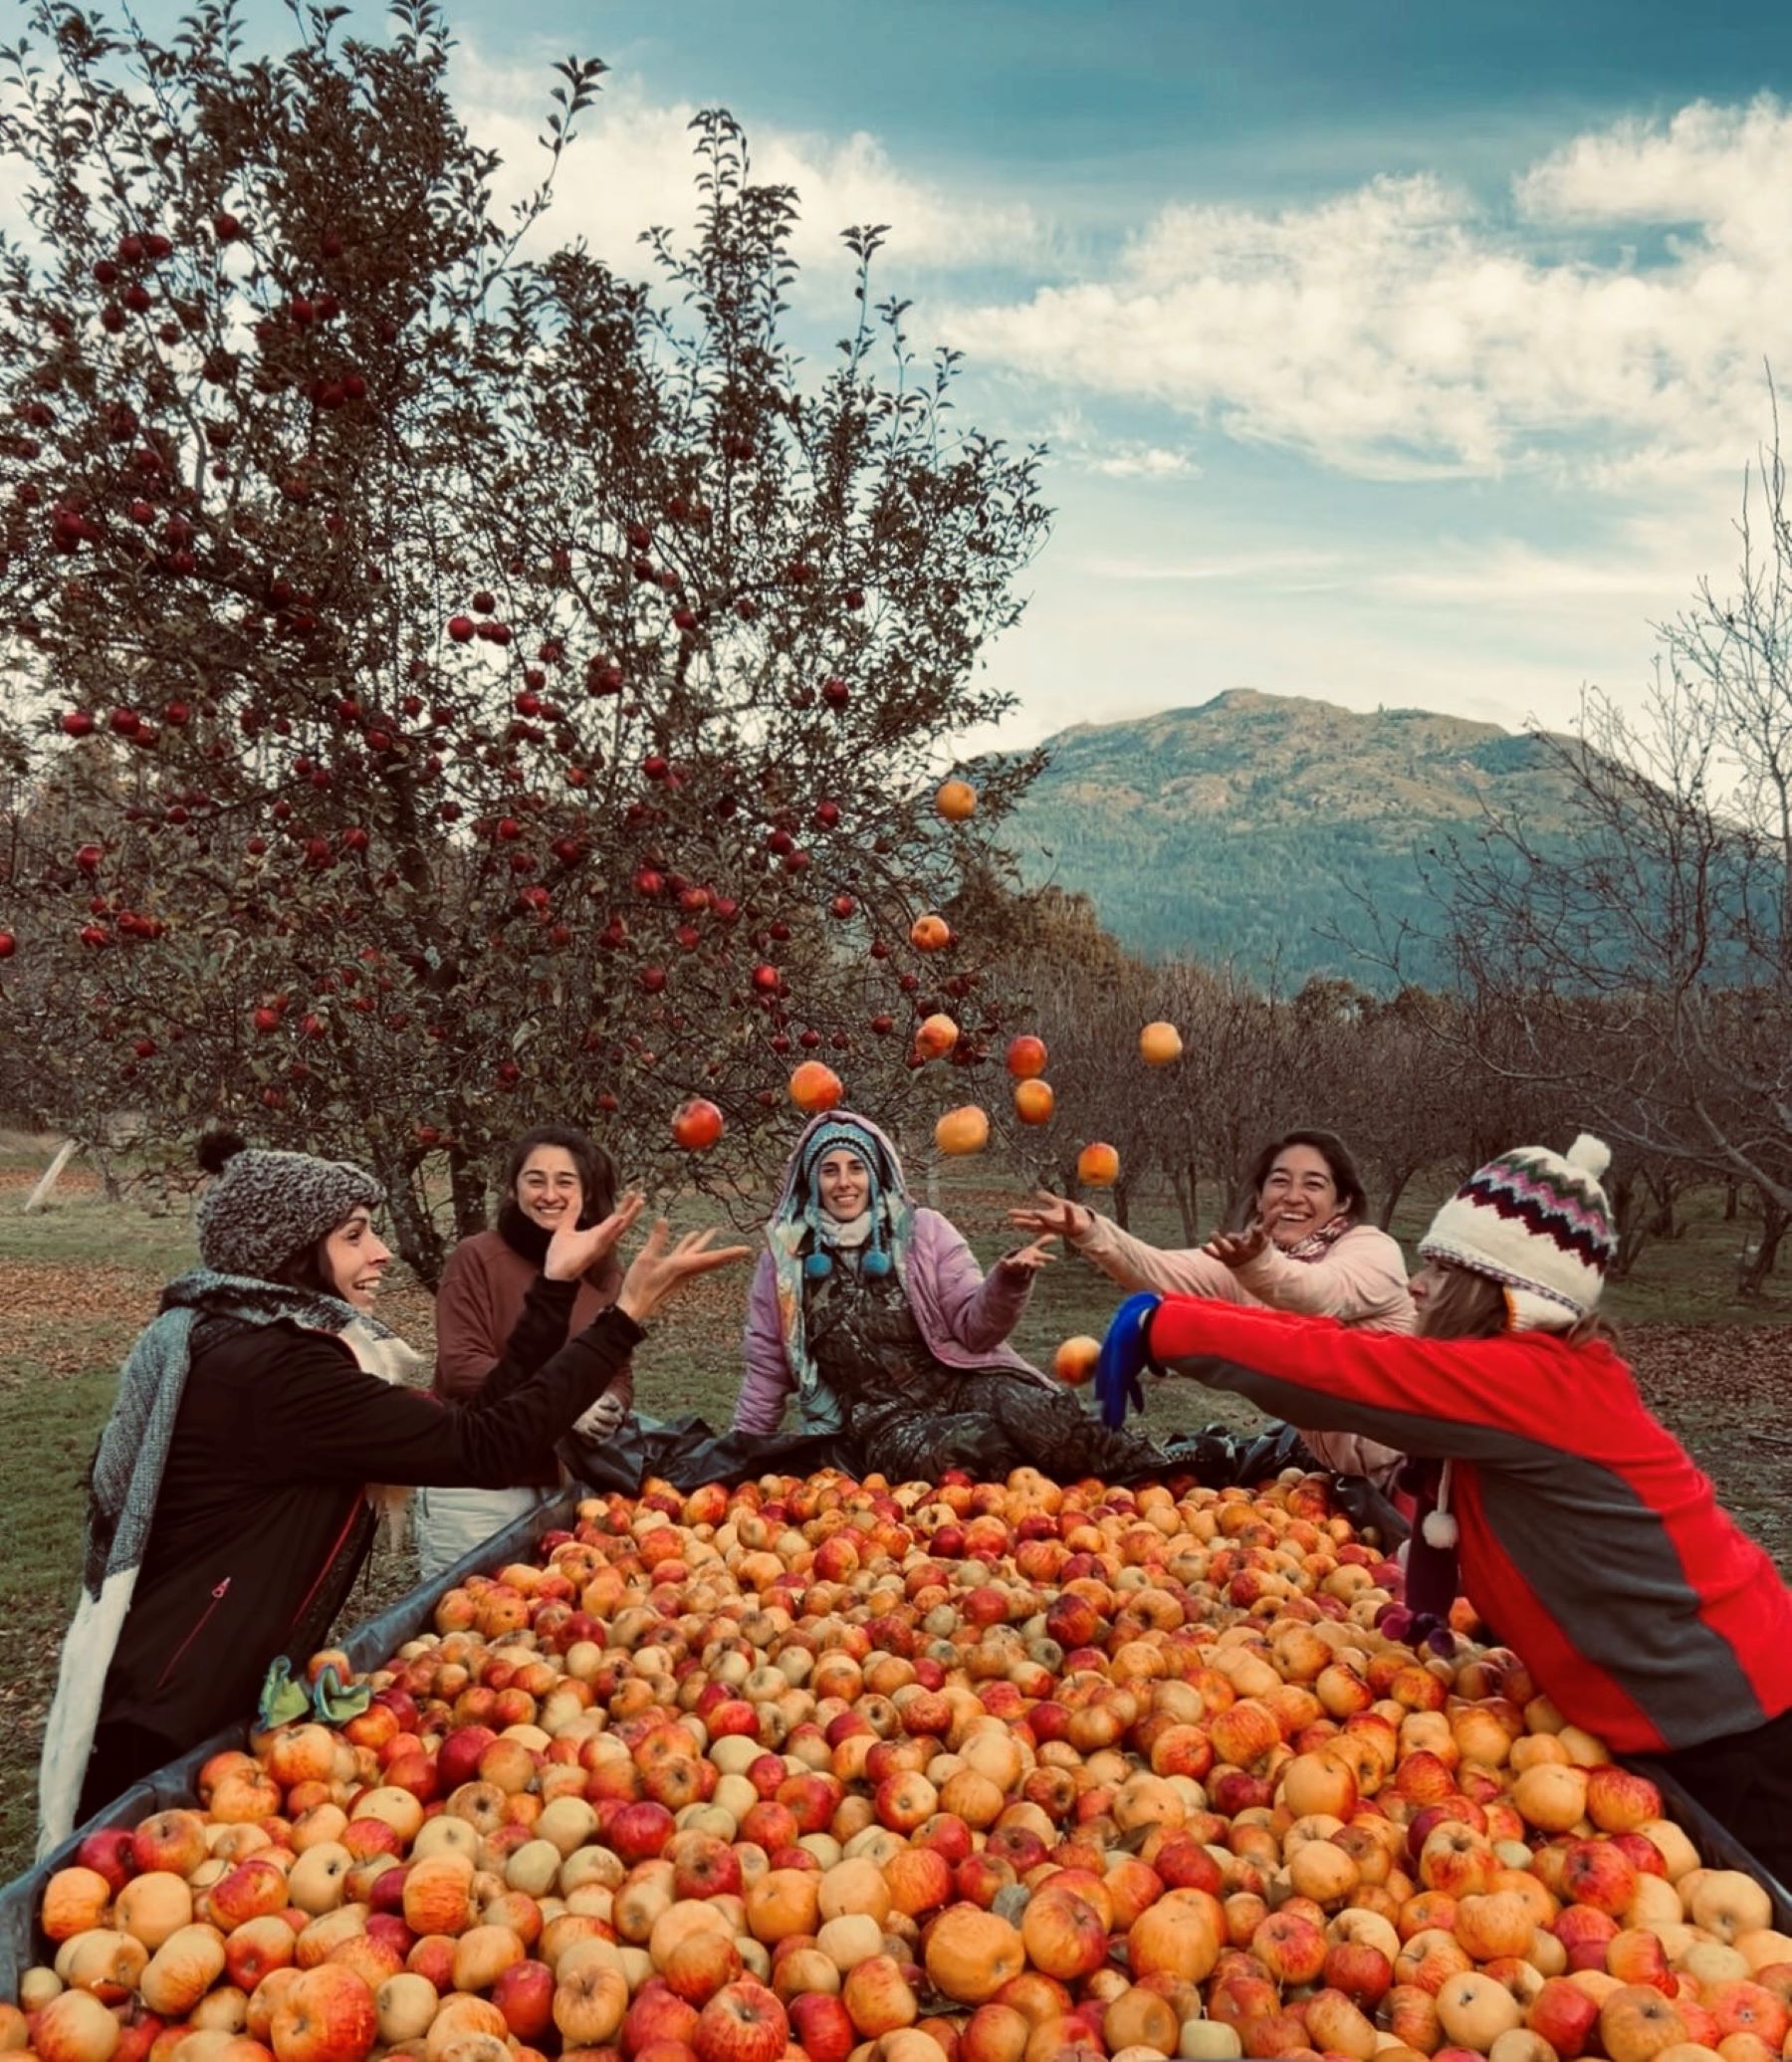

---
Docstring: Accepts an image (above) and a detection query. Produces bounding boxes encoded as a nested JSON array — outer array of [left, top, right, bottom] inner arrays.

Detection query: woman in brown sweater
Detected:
[[418, 1125, 636, 1579]]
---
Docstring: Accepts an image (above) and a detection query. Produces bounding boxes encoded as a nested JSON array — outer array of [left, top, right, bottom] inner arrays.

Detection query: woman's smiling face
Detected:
[[514, 1145, 584, 1232], [816, 1149, 870, 1222], [1256, 1143, 1341, 1247], [324, 1208, 391, 1310]]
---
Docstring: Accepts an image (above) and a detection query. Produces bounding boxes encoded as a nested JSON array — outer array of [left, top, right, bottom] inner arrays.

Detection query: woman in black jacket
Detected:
[[39, 1131, 746, 1854]]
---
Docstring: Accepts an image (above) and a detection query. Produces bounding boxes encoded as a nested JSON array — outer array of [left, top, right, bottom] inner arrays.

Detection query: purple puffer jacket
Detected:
[[735, 1115, 1051, 1436]]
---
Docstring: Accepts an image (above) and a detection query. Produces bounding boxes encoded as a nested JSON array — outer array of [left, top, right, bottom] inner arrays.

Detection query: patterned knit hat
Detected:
[[1419, 1133, 1615, 1332], [194, 1129, 384, 1282]]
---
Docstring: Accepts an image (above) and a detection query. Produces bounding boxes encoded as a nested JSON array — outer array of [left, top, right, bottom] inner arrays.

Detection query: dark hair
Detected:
[[502, 1124, 616, 1230], [271, 1237, 338, 1298], [1235, 1128, 1368, 1229]]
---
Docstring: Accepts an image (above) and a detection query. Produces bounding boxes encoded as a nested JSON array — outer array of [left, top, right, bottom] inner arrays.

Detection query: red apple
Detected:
[[269, 1963, 378, 2062], [694, 1982, 787, 2062], [493, 1960, 556, 2042]]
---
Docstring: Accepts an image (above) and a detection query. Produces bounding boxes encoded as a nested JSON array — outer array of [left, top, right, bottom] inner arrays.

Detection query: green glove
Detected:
[[310, 1662, 371, 1723], [257, 1656, 310, 1731]]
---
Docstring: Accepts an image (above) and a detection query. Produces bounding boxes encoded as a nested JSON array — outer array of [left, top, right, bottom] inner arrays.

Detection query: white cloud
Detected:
[[1035, 406, 1199, 481], [1372, 542, 1680, 606], [1086, 446, 1198, 479], [941, 99, 1792, 486], [1083, 547, 1345, 586], [458, 63, 1042, 284], [1516, 95, 1792, 263]]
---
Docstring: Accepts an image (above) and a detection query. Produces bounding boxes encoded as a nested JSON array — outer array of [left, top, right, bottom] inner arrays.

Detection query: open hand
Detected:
[[616, 1221, 754, 1324], [1008, 1191, 1093, 1244], [998, 1234, 1058, 1276], [1203, 1221, 1270, 1269], [546, 1191, 647, 1282]]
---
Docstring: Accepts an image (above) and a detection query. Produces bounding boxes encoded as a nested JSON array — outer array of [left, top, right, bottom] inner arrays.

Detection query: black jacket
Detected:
[[95, 1276, 639, 1755]]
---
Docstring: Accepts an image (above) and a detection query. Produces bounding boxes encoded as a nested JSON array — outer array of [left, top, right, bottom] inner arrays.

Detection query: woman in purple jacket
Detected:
[[737, 1113, 1164, 1482]]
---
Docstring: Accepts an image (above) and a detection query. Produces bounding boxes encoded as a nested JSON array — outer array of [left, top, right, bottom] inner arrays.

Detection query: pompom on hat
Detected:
[[194, 1128, 384, 1282], [1419, 1132, 1616, 1334]]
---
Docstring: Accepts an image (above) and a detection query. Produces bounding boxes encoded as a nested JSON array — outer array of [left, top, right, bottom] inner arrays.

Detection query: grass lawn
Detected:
[[0, 1133, 1784, 1884]]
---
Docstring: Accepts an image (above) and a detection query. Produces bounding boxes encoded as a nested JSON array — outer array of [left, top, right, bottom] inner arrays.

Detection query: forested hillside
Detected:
[[1006, 690, 1586, 980]]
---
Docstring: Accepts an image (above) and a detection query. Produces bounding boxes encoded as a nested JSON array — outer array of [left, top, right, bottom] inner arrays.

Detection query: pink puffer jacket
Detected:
[[736, 1205, 1051, 1437], [1072, 1214, 1417, 1486]]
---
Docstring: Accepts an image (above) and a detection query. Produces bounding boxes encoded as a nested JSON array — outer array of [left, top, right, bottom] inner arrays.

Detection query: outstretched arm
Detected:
[[1148, 1299, 1571, 1464], [1227, 1227, 1415, 1326]]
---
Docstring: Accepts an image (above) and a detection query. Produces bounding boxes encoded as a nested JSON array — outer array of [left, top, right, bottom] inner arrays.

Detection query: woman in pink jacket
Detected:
[[737, 1112, 1164, 1483], [1010, 1128, 1414, 1485]]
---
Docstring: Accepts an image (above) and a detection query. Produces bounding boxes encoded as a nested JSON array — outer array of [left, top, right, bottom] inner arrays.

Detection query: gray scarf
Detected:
[[85, 1269, 382, 1596]]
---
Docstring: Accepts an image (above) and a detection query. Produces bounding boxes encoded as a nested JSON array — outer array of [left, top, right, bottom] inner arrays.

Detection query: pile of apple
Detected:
[[16, 1469, 1792, 2062]]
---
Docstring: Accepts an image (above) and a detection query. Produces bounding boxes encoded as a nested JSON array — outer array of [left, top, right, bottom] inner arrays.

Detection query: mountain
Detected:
[[1003, 690, 1587, 985]]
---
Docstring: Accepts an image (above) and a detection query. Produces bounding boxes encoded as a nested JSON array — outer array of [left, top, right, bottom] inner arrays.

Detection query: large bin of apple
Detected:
[[12, 1468, 1792, 2062]]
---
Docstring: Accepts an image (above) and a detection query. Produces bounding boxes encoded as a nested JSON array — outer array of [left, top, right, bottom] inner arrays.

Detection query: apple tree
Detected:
[[0, 0, 1049, 1278]]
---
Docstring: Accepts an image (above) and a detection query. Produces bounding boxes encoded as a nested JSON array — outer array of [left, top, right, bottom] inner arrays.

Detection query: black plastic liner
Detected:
[[557, 1414, 1392, 1522]]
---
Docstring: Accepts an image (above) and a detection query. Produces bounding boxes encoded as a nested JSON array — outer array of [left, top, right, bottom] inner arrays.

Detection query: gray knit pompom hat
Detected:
[[194, 1129, 384, 1281]]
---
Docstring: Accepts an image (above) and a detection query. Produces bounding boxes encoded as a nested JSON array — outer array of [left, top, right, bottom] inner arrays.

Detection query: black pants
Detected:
[[1652, 1704, 1792, 1893], [74, 1720, 179, 1833]]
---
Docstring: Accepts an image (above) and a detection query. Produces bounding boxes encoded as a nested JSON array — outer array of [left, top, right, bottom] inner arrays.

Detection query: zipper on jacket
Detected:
[[155, 1577, 232, 1689], [285, 1495, 365, 1643]]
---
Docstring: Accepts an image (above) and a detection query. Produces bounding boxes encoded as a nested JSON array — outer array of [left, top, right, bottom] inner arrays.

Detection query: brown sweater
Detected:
[[433, 1229, 632, 1487]]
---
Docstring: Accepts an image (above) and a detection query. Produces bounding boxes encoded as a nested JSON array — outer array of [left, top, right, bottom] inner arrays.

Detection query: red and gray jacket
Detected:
[[1148, 1299, 1792, 1754]]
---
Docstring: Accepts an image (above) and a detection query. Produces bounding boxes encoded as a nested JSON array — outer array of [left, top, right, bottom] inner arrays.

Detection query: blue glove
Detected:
[[1096, 1291, 1162, 1427]]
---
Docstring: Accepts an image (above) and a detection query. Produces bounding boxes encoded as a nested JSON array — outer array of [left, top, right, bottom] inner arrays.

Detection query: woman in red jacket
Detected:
[[419, 1125, 634, 1580], [1101, 1133, 1792, 1883]]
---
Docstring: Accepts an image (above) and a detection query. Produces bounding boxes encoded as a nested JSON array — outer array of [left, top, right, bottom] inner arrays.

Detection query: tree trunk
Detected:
[[1170, 1164, 1201, 1246], [1608, 1170, 1643, 1281], [1377, 1167, 1415, 1232], [449, 1143, 488, 1244], [1738, 1189, 1788, 1299], [1644, 1170, 1680, 1242], [91, 1142, 124, 1204], [380, 1154, 446, 1289], [1111, 1176, 1132, 1234], [1724, 1178, 1739, 1223]]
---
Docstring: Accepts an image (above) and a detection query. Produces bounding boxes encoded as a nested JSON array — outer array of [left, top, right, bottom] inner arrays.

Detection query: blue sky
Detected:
[[25, 0, 1792, 750]]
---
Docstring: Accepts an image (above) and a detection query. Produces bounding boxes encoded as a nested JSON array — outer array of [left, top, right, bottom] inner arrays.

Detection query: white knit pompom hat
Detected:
[[1419, 1133, 1617, 1334]]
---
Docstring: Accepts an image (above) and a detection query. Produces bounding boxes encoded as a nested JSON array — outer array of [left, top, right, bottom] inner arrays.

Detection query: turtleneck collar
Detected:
[[497, 1200, 553, 1265]]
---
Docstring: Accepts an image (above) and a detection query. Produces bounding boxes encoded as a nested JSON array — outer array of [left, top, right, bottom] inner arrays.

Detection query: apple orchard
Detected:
[[0, 0, 1049, 1277]]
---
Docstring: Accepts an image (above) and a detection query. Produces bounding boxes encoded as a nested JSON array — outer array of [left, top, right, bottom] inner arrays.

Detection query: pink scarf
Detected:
[[1277, 1212, 1353, 1262]]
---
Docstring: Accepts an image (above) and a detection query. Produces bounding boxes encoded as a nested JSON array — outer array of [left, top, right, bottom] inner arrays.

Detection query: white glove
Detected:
[[574, 1390, 627, 1440]]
